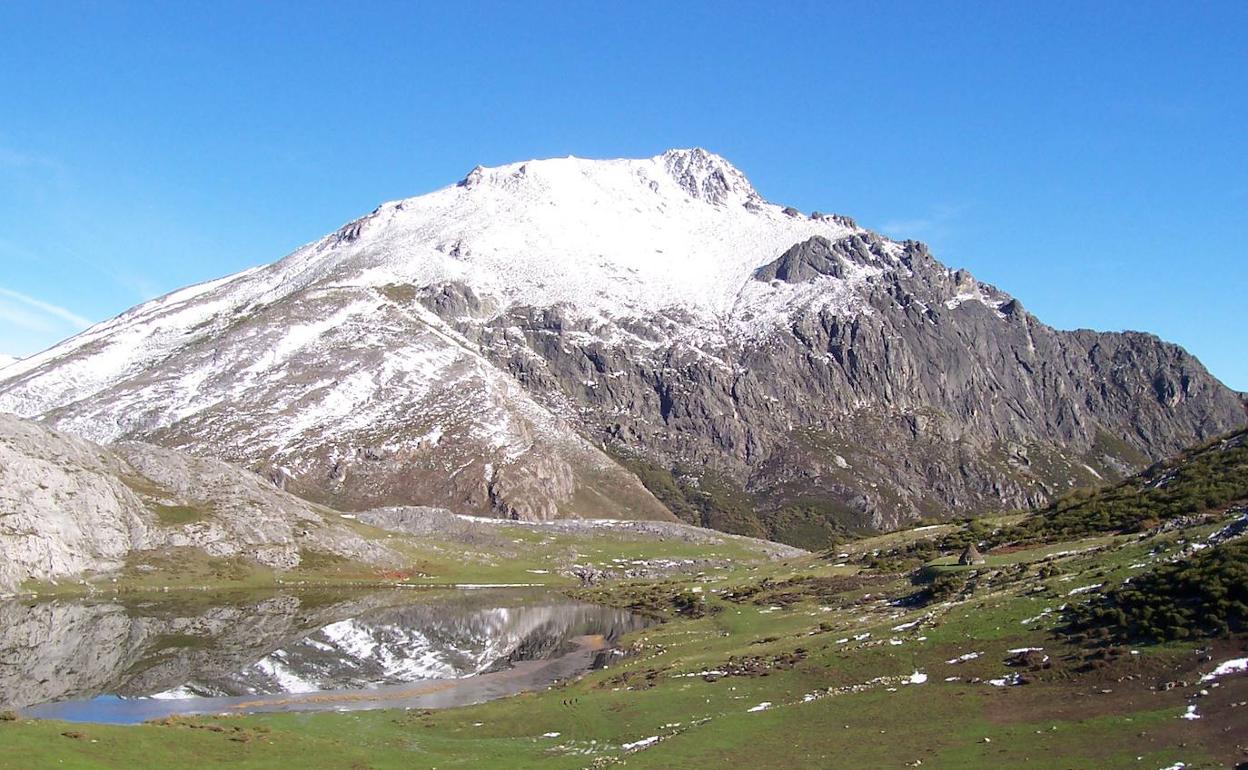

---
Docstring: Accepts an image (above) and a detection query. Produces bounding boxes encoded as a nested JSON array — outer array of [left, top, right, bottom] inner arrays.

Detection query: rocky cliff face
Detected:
[[0, 413, 402, 593], [463, 235, 1244, 541], [0, 150, 1241, 545]]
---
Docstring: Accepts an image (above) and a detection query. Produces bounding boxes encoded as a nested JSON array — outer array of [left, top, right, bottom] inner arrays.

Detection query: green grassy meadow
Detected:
[[3, 505, 1243, 770]]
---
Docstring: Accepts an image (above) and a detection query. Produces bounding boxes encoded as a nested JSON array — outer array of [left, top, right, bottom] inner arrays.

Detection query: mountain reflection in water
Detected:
[[0, 588, 647, 723]]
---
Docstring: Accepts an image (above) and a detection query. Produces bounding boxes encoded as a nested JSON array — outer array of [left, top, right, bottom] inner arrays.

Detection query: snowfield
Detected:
[[0, 148, 1024, 523], [0, 149, 997, 426]]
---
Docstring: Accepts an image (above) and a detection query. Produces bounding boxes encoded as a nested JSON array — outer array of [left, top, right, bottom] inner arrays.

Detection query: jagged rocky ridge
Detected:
[[0, 149, 1242, 545]]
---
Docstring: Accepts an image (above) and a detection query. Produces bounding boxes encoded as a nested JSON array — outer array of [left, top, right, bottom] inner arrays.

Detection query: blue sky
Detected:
[[1, 1, 1244, 388]]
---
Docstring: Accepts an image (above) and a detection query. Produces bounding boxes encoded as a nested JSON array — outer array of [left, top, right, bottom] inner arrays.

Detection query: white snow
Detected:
[[1200, 658, 1248, 682], [946, 652, 982, 664], [671, 670, 727, 679], [747, 701, 773, 712], [943, 280, 1010, 317], [253, 656, 319, 693], [0, 149, 903, 438], [621, 735, 660, 751], [906, 671, 928, 684], [148, 685, 198, 700], [1066, 584, 1103, 596], [336, 150, 865, 335], [1020, 608, 1054, 625], [1180, 704, 1200, 720], [0, 149, 1026, 524], [319, 619, 380, 660]]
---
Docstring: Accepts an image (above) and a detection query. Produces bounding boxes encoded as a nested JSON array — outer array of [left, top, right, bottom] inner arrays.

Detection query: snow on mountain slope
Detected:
[[0, 149, 896, 521], [0, 355, 15, 372], [308, 148, 876, 329], [0, 150, 878, 418], [3, 148, 1239, 534]]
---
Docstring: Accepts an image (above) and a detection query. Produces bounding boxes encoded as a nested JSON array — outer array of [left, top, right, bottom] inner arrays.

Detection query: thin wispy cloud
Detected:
[[0, 144, 66, 174], [0, 286, 93, 329], [878, 203, 969, 244]]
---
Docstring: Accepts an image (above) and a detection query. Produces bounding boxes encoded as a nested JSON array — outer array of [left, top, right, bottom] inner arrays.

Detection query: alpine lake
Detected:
[[0, 587, 648, 724]]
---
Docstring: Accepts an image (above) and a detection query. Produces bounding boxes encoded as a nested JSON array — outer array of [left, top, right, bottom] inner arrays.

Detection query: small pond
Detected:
[[0, 587, 647, 723]]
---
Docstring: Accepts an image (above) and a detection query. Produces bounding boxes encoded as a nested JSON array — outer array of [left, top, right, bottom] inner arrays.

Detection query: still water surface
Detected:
[[0, 588, 646, 723]]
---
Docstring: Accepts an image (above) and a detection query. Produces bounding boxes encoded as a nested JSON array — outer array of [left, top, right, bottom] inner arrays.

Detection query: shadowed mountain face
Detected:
[[0, 590, 646, 711], [0, 150, 1241, 544]]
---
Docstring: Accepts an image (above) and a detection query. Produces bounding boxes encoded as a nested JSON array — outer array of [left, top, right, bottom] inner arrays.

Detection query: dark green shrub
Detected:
[[1065, 539, 1248, 643]]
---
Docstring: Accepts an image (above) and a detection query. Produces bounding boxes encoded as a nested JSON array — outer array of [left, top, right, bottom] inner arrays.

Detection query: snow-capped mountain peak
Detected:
[[660, 147, 760, 205], [266, 148, 876, 337], [2, 149, 1239, 532], [455, 147, 758, 206]]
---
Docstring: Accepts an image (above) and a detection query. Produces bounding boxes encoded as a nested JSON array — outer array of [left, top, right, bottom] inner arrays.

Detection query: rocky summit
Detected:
[[0, 149, 1242, 546]]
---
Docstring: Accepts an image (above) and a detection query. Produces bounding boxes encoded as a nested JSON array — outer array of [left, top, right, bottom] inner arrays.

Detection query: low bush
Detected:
[[1065, 539, 1248, 643]]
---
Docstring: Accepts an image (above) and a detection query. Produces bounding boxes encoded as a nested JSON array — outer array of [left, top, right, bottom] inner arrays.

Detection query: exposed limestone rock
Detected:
[[466, 234, 1243, 535], [0, 413, 402, 593]]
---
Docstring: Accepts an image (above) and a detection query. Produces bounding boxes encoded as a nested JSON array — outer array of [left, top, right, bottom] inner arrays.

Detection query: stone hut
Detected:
[[959, 543, 986, 566]]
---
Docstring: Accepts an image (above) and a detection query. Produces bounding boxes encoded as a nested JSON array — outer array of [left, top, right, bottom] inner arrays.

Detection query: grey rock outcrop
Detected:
[[753, 236, 847, 282], [459, 234, 1243, 538], [0, 413, 403, 593]]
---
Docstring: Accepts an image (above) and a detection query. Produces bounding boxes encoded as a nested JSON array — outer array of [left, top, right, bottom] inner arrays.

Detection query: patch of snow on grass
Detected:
[[1066, 584, 1103, 596], [1021, 609, 1053, 625], [621, 736, 660, 751], [1200, 658, 1248, 682]]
